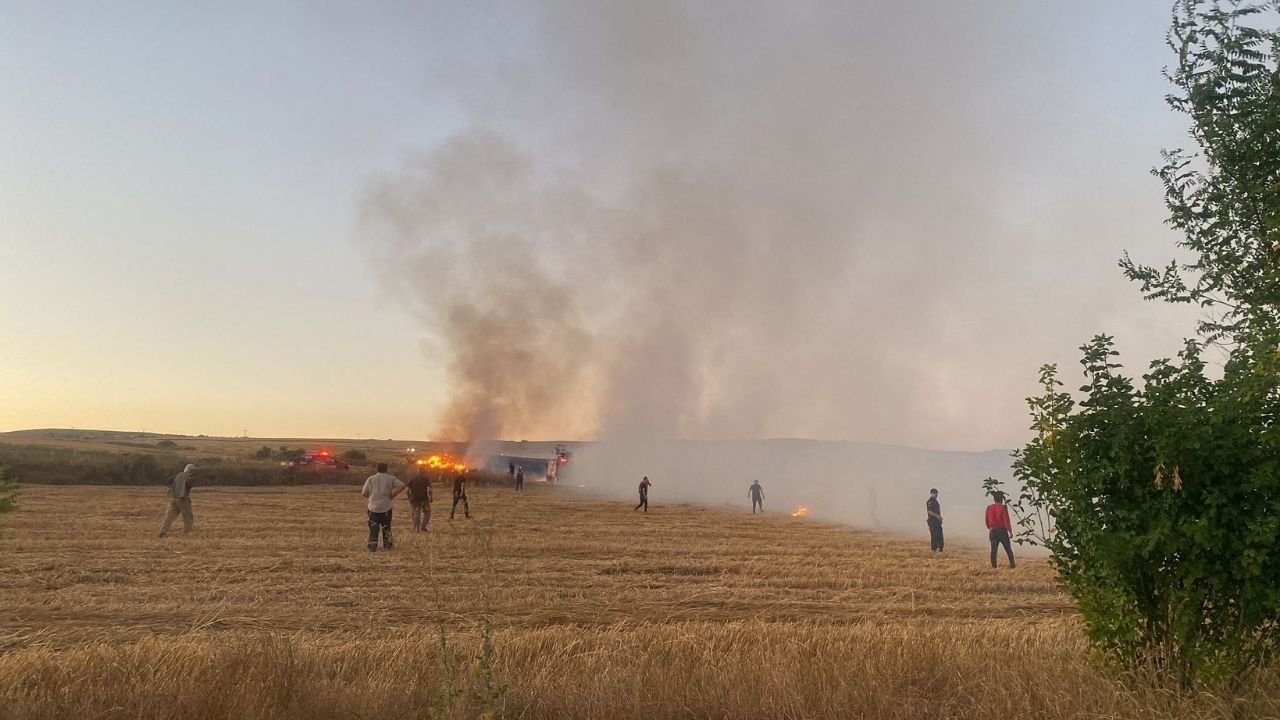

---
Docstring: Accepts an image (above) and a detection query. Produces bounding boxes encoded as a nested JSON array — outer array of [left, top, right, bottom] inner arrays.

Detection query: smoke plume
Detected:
[[359, 2, 1182, 539]]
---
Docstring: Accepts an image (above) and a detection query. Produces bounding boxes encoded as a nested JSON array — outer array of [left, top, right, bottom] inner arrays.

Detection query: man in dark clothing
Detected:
[[509, 462, 515, 483], [515, 467, 525, 492], [749, 480, 764, 514], [407, 467, 433, 532], [634, 476, 652, 512], [926, 488, 944, 553], [985, 492, 1016, 569], [450, 472, 471, 519]]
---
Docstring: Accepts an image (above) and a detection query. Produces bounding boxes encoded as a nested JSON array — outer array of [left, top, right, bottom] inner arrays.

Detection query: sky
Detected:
[[0, 1, 1209, 450]]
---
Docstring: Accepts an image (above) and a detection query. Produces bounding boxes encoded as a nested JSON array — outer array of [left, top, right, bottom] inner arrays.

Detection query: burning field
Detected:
[[2, 485, 1277, 720], [416, 452, 468, 472]]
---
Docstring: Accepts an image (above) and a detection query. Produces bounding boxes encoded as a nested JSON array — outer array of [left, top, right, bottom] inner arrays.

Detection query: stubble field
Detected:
[[2, 484, 1277, 719]]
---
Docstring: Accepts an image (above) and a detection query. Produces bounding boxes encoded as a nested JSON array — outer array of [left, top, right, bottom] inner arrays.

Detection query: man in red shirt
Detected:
[[985, 492, 1016, 569]]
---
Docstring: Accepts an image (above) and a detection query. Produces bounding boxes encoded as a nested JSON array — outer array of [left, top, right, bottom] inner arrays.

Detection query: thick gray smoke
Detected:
[[360, 2, 1180, 541], [361, 134, 607, 442]]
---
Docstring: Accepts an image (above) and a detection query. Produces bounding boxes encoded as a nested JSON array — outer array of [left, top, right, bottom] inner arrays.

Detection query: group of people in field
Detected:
[[360, 463, 472, 551], [925, 487, 1016, 569], [158, 461, 1015, 567]]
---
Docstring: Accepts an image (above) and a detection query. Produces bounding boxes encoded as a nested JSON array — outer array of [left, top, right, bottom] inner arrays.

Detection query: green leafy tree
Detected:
[[993, 0, 1280, 687], [1122, 0, 1280, 345]]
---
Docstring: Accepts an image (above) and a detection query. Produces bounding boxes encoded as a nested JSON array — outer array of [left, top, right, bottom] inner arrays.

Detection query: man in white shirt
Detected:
[[361, 462, 405, 552], [159, 463, 198, 537]]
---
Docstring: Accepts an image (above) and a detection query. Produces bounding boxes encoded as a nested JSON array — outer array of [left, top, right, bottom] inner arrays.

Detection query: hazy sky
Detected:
[[1, 2, 1205, 450]]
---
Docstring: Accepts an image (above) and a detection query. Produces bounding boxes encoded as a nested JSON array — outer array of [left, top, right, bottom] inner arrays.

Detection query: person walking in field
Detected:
[[362, 462, 405, 552], [450, 471, 471, 519], [407, 466, 433, 533], [926, 488, 944, 553], [985, 492, 1016, 569], [749, 480, 764, 514], [515, 467, 525, 492], [158, 463, 197, 537], [634, 476, 652, 512]]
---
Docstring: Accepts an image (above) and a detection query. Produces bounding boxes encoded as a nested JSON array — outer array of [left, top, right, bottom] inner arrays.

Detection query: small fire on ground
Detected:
[[417, 453, 467, 472], [791, 505, 809, 518]]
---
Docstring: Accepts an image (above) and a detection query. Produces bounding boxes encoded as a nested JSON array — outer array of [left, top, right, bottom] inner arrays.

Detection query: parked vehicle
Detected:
[[285, 451, 349, 470]]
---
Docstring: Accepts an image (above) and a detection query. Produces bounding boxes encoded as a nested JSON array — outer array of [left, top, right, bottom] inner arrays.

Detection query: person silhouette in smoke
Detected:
[[515, 467, 525, 492], [926, 488, 943, 553], [634, 476, 652, 512], [749, 480, 764, 514]]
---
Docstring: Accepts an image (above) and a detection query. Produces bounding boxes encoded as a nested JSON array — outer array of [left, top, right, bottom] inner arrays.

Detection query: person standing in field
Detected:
[[450, 471, 471, 519], [515, 467, 525, 492], [158, 463, 197, 537], [509, 461, 515, 484], [985, 492, 1016, 569], [926, 488, 944, 553], [634, 476, 652, 512], [749, 480, 764, 514], [407, 466, 433, 533], [362, 462, 405, 552]]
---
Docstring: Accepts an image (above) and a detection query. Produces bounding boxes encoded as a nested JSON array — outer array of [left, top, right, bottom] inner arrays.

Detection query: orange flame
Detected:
[[791, 505, 809, 518], [416, 453, 467, 473]]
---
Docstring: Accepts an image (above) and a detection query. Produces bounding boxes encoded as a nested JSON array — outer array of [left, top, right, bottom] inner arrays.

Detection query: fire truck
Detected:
[[486, 444, 571, 482]]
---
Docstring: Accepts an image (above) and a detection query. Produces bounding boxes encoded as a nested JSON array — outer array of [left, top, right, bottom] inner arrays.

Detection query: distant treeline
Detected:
[[0, 444, 509, 487]]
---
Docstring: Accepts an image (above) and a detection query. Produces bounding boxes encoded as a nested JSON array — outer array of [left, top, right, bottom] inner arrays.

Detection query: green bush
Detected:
[[1003, 337, 1279, 685], [992, 0, 1280, 687]]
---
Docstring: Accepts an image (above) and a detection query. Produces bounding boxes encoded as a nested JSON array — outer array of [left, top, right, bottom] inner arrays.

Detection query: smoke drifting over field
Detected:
[[360, 2, 1176, 534]]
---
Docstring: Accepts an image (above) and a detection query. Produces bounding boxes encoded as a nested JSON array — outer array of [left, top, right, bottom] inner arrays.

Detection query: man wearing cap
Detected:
[[159, 463, 197, 537]]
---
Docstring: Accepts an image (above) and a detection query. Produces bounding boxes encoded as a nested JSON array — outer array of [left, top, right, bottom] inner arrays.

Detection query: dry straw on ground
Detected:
[[2, 485, 1277, 719]]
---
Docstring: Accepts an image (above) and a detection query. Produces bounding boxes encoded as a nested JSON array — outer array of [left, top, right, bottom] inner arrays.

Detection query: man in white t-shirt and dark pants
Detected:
[[362, 462, 405, 552]]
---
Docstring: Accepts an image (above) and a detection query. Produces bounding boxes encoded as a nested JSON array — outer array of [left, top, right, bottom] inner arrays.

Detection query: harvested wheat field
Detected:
[[2, 484, 1277, 719]]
